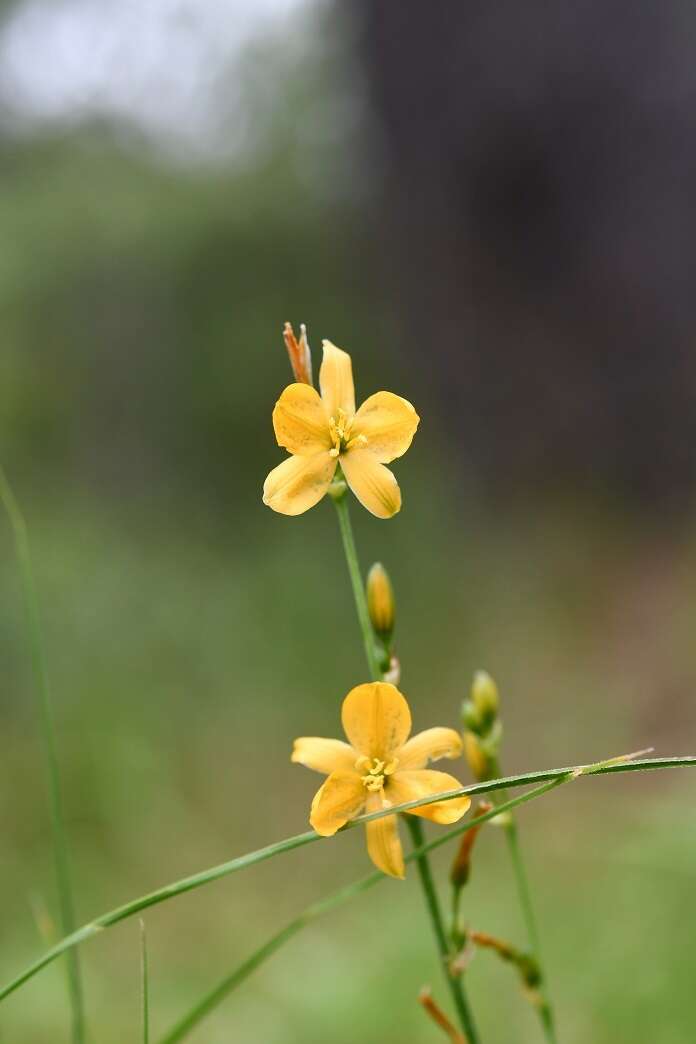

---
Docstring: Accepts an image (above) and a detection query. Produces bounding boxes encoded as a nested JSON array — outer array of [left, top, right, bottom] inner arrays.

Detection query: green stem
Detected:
[[405, 816, 480, 1044], [503, 820, 555, 1041], [141, 920, 150, 1044], [489, 754, 556, 1043], [159, 778, 564, 1043], [0, 466, 85, 1043], [331, 492, 480, 1041], [331, 492, 382, 680], [2, 756, 694, 1005]]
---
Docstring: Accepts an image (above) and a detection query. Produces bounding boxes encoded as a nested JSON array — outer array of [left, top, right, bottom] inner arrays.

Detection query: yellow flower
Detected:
[[292, 682, 470, 878], [263, 340, 419, 518]]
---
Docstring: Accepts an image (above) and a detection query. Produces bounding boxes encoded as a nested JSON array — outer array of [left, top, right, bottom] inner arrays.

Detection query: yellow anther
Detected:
[[355, 755, 371, 771], [361, 773, 384, 792], [329, 447, 339, 458], [346, 434, 368, 451]]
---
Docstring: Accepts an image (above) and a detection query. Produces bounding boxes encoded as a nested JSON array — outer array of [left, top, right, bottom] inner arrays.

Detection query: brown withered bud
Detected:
[[418, 988, 468, 1044], [282, 321, 313, 385], [450, 801, 493, 889], [470, 931, 542, 991]]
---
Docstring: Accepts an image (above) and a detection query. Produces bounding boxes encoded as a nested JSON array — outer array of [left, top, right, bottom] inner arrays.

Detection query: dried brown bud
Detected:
[[418, 988, 468, 1044], [450, 801, 493, 889], [282, 321, 313, 385]]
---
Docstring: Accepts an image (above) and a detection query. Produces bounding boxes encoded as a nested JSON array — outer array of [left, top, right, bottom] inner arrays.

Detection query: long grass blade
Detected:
[[159, 779, 564, 1043], [1, 754, 694, 1004], [0, 465, 85, 1042]]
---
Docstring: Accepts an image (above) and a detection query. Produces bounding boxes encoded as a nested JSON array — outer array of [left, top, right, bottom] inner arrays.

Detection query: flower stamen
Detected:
[[360, 756, 390, 792]]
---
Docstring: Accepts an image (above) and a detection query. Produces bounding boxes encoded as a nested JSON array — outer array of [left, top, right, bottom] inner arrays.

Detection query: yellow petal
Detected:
[[341, 682, 412, 761], [291, 737, 358, 775], [263, 451, 336, 515], [340, 449, 401, 519], [397, 728, 463, 771], [351, 391, 419, 463], [365, 791, 405, 879], [319, 341, 356, 419], [387, 769, 471, 824], [309, 771, 365, 836], [272, 383, 331, 455]]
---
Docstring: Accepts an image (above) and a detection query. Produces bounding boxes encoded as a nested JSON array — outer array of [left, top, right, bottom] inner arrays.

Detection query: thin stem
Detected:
[[331, 492, 382, 680], [1, 756, 694, 1005], [502, 821, 555, 1041], [159, 779, 564, 1043], [331, 493, 480, 1041], [406, 817, 480, 1044], [141, 920, 150, 1044], [489, 752, 556, 1044], [0, 466, 85, 1043]]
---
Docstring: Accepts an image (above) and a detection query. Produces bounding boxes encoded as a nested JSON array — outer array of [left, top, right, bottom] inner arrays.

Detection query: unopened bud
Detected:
[[460, 699, 483, 733], [283, 321, 313, 386], [450, 800, 493, 889], [463, 731, 491, 781], [471, 670, 499, 729], [366, 562, 395, 641]]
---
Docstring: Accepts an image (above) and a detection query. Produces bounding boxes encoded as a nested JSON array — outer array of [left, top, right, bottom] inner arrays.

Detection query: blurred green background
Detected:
[[1, 2, 695, 1042]]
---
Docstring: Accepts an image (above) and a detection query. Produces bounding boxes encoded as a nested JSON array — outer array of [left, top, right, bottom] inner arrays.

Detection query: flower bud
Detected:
[[471, 670, 499, 729], [460, 698, 483, 734], [283, 321, 313, 386], [366, 562, 395, 641], [463, 731, 491, 781]]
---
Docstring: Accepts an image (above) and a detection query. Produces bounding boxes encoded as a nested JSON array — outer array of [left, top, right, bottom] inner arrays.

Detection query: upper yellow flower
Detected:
[[263, 340, 419, 518], [292, 682, 470, 878]]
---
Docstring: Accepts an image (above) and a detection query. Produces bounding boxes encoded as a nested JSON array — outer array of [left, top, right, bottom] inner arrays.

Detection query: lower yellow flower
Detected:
[[292, 682, 470, 878]]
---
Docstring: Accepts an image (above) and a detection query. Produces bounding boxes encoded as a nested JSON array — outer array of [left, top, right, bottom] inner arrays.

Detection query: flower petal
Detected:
[[319, 341, 356, 419], [351, 391, 419, 463], [341, 682, 412, 761], [365, 791, 405, 879], [387, 769, 471, 824], [291, 737, 358, 775], [263, 451, 336, 515], [397, 728, 463, 771], [272, 383, 331, 455], [309, 771, 365, 836], [340, 450, 401, 519]]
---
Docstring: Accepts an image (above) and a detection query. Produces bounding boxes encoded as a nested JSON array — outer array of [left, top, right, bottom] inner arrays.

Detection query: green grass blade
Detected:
[[0, 466, 85, 1043], [159, 779, 566, 1043], [1, 755, 694, 1005]]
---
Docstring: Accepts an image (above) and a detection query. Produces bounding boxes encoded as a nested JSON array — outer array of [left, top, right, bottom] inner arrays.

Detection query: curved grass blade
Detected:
[[1, 755, 694, 1005], [159, 779, 565, 1043]]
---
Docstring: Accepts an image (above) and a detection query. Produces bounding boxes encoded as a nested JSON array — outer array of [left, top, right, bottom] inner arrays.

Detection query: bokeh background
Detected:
[[1, 1, 695, 1041]]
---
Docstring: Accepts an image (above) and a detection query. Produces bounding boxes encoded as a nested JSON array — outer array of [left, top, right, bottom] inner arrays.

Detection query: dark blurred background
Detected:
[[1, 2, 695, 1042]]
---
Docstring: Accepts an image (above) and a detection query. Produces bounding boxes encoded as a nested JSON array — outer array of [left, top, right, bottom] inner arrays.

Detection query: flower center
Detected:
[[356, 755, 399, 792], [329, 409, 368, 458]]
